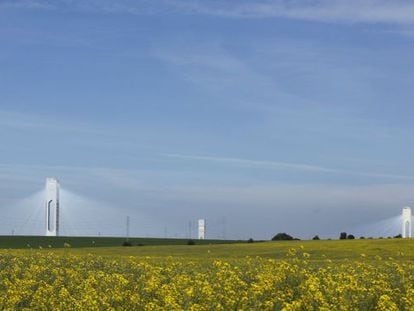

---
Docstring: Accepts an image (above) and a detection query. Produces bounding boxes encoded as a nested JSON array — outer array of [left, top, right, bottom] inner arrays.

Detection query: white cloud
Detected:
[[0, 0, 52, 10], [163, 153, 414, 181], [0, 109, 153, 144], [164, 153, 338, 173], [162, 183, 414, 210], [4, 0, 414, 25], [152, 41, 275, 98], [172, 0, 414, 24], [0, 110, 97, 133]]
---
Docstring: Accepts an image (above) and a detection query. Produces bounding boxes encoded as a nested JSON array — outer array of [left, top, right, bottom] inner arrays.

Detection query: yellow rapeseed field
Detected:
[[0, 244, 413, 310]]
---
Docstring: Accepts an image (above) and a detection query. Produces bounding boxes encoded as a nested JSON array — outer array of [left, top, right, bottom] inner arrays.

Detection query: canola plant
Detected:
[[0, 247, 413, 310]]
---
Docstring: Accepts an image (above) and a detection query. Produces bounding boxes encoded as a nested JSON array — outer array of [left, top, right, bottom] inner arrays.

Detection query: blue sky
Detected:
[[1, 0, 414, 239]]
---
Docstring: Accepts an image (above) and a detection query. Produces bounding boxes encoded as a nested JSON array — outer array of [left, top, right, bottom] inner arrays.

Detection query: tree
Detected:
[[312, 235, 320, 240], [339, 232, 347, 240], [272, 233, 294, 241], [247, 238, 254, 243], [347, 234, 355, 240], [394, 234, 402, 238]]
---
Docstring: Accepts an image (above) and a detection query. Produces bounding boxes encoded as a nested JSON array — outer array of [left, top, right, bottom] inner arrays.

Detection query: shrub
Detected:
[[339, 232, 347, 240], [272, 233, 294, 241]]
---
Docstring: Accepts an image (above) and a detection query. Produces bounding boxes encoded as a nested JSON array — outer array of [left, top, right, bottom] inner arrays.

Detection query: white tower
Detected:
[[198, 219, 205, 240], [402, 207, 412, 238], [45, 178, 60, 236]]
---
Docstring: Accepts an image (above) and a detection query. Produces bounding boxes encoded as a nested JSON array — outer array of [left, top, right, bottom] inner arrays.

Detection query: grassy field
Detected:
[[2, 236, 414, 261], [11, 238, 414, 262], [0, 235, 241, 249], [24, 237, 414, 262], [1, 238, 414, 310]]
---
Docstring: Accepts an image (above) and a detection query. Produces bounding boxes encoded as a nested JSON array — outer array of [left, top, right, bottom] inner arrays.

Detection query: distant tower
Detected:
[[198, 219, 205, 240], [402, 207, 412, 238], [45, 178, 60, 236]]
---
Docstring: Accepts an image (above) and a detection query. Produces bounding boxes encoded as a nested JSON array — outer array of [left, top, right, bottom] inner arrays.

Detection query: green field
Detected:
[[62, 238, 414, 261], [2, 236, 413, 262], [0, 235, 241, 249], [85, 238, 414, 261]]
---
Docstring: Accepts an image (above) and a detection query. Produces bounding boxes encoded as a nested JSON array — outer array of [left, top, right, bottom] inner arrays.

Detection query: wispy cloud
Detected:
[[0, 110, 108, 134], [172, 0, 414, 24], [163, 153, 414, 181], [152, 41, 277, 98], [0, 0, 173, 14], [164, 153, 338, 173], [4, 0, 414, 25], [0, 0, 52, 10]]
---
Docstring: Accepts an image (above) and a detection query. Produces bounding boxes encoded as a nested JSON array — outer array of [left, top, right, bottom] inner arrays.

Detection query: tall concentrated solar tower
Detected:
[[402, 207, 412, 238], [45, 178, 60, 236], [198, 219, 205, 240]]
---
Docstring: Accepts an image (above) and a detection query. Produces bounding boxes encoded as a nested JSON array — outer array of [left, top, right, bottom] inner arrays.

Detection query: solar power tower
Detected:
[[45, 178, 60, 236], [198, 219, 205, 240], [402, 207, 412, 238]]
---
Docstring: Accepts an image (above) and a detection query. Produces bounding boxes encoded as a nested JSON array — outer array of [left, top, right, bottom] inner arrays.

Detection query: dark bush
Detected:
[[312, 235, 320, 240], [272, 233, 294, 241], [122, 241, 132, 247], [187, 240, 195, 245], [247, 238, 254, 243], [339, 232, 347, 240], [347, 234, 355, 240]]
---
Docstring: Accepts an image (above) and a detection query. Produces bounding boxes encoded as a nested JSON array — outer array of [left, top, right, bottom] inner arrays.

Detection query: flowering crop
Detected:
[[0, 248, 413, 310]]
